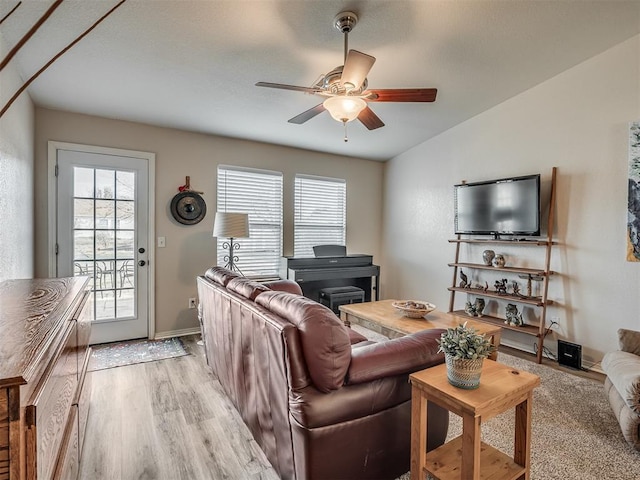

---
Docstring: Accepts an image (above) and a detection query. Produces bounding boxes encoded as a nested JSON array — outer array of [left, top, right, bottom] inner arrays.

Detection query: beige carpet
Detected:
[[350, 325, 640, 480]]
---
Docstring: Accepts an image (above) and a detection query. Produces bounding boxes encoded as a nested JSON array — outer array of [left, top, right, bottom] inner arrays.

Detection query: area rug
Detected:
[[89, 337, 188, 371], [351, 326, 640, 479]]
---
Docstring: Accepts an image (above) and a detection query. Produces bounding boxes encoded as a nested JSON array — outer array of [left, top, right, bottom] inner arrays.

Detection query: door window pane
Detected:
[[116, 260, 135, 290], [116, 200, 135, 229], [72, 166, 137, 323], [116, 171, 135, 200], [95, 200, 115, 229], [95, 231, 115, 259], [116, 231, 135, 259], [96, 290, 115, 320], [74, 167, 94, 197], [74, 261, 95, 290], [74, 230, 94, 260], [116, 289, 135, 318], [96, 169, 114, 199]]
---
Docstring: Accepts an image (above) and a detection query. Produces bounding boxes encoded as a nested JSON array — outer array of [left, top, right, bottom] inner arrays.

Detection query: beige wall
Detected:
[[0, 36, 34, 281], [382, 35, 640, 366], [34, 109, 383, 337]]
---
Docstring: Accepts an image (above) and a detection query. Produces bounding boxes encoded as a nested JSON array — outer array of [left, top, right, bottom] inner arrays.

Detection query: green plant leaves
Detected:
[[436, 321, 495, 360]]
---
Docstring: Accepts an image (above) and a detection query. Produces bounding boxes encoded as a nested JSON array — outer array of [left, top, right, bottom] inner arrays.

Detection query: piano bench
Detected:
[[319, 286, 365, 315]]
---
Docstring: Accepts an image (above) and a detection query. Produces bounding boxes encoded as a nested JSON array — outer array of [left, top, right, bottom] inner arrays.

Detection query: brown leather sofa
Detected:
[[197, 266, 449, 480]]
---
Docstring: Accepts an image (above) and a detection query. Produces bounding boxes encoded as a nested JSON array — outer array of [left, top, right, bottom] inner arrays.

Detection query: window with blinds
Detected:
[[217, 166, 283, 278], [294, 175, 346, 258]]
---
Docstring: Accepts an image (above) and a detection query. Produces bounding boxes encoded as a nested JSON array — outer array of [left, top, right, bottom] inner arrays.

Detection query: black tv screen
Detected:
[[454, 174, 540, 236]]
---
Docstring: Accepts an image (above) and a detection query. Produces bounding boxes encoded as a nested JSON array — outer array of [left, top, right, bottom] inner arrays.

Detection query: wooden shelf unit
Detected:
[[449, 310, 541, 336], [447, 261, 553, 277], [447, 286, 549, 306], [447, 167, 558, 364]]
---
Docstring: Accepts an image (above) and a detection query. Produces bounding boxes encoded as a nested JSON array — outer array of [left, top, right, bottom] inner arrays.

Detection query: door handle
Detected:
[[138, 260, 146, 267]]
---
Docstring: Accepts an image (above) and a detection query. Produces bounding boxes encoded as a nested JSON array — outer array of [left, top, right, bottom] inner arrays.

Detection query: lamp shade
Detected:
[[323, 96, 367, 123], [213, 212, 249, 238]]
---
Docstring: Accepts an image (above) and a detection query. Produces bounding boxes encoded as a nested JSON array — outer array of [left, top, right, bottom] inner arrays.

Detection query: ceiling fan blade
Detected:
[[288, 104, 326, 124], [256, 82, 323, 94], [358, 106, 385, 130], [366, 88, 438, 102], [341, 50, 376, 90]]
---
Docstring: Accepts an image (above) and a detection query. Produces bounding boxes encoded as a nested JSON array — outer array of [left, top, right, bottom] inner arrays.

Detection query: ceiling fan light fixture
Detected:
[[323, 96, 366, 123]]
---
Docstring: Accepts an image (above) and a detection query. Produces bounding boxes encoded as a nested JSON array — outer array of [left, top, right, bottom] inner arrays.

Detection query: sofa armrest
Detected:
[[618, 329, 640, 356], [262, 279, 303, 295], [346, 329, 445, 385], [602, 350, 640, 414], [289, 379, 449, 452]]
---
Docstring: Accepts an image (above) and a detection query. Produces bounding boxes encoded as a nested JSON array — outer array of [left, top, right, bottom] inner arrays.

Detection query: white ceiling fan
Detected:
[[256, 11, 438, 140]]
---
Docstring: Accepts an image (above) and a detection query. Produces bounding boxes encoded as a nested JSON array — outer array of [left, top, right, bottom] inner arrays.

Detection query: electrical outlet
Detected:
[[188, 297, 197, 309]]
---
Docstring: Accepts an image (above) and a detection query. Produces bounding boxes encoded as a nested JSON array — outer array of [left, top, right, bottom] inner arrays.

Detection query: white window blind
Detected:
[[217, 166, 283, 278], [294, 175, 346, 258]]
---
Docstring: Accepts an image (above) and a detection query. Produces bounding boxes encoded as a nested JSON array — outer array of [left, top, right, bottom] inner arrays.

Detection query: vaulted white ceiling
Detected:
[[2, 0, 639, 161]]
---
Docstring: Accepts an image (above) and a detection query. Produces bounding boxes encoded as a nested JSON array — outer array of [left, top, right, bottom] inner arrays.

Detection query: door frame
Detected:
[[48, 140, 156, 339]]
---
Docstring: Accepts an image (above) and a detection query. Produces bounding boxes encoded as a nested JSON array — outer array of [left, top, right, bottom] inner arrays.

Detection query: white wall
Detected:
[[34, 109, 383, 337], [382, 35, 640, 366], [0, 35, 35, 281]]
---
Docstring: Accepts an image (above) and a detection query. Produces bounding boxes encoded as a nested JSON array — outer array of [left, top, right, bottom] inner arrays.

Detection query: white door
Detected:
[[54, 144, 154, 344]]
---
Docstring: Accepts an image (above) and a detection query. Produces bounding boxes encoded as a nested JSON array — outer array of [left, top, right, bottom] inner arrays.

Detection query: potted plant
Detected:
[[437, 322, 496, 389]]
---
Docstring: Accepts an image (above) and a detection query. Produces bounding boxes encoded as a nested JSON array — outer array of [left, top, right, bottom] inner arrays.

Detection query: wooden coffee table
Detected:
[[339, 299, 501, 361], [410, 360, 540, 480]]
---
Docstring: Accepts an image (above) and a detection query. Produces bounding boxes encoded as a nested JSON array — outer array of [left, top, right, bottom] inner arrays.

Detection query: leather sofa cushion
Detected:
[[256, 291, 351, 393], [262, 279, 303, 295], [227, 277, 271, 301], [205, 266, 241, 286], [347, 329, 445, 384]]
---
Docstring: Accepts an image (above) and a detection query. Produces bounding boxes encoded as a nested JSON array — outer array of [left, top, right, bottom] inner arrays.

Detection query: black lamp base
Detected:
[[222, 237, 244, 275]]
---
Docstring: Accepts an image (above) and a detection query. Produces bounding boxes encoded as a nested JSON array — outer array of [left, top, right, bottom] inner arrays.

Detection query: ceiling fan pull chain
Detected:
[[343, 120, 349, 142]]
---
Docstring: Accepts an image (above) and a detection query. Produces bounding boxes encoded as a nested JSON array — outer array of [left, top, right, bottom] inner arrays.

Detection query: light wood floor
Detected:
[[79, 335, 605, 479], [78, 335, 279, 480]]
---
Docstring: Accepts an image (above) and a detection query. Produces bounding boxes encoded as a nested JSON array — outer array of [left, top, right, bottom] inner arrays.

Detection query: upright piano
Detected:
[[280, 254, 380, 303]]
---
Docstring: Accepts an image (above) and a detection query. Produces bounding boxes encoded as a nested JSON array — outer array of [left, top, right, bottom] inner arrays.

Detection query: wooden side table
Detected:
[[410, 360, 540, 480]]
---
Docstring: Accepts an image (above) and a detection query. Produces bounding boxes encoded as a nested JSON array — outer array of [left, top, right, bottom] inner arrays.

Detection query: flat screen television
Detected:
[[454, 174, 540, 237]]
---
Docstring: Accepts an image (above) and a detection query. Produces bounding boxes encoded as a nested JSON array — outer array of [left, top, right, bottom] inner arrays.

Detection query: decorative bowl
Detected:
[[391, 300, 436, 318]]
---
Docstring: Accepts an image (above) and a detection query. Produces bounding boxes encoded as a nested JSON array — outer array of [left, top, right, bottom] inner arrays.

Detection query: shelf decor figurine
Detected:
[[505, 303, 524, 326], [492, 254, 506, 268], [437, 322, 496, 389], [482, 249, 495, 266], [459, 270, 469, 288], [494, 278, 508, 295], [464, 298, 485, 317]]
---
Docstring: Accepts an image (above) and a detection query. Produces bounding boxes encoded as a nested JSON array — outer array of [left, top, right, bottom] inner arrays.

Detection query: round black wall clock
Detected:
[[170, 191, 207, 225]]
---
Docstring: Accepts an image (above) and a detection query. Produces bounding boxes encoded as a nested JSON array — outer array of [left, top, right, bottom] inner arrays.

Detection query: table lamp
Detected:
[[213, 212, 249, 274]]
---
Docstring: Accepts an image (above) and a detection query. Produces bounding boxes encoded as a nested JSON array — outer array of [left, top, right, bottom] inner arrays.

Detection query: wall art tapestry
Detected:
[[628, 121, 640, 262]]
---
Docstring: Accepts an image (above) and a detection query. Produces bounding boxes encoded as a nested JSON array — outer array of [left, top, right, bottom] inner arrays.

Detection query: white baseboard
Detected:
[[154, 327, 201, 340], [500, 337, 602, 373]]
